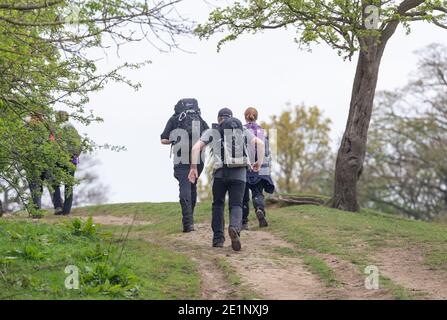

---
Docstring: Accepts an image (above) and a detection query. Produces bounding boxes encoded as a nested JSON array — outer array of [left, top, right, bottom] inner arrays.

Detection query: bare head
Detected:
[[244, 107, 258, 123]]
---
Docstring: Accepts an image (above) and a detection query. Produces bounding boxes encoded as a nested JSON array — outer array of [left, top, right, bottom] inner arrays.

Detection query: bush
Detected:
[[81, 263, 139, 298], [70, 216, 97, 238]]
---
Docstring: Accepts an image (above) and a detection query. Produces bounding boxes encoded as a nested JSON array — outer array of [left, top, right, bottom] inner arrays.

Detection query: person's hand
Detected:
[[251, 161, 262, 173], [188, 167, 199, 184]]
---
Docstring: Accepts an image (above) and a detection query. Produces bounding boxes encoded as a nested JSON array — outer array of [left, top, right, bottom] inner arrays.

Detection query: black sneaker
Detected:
[[183, 225, 195, 233], [228, 227, 241, 251], [241, 223, 249, 231], [256, 209, 268, 228]]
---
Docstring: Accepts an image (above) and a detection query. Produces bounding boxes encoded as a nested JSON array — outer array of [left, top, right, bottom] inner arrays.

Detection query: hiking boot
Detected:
[[183, 225, 195, 233], [241, 223, 249, 231], [228, 227, 241, 252], [54, 207, 64, 216], [256, 209, 268, 228], [213, 242, 224, 248]]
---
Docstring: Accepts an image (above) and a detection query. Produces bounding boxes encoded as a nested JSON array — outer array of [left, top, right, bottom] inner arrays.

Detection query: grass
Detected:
[[301, 254, 338, 287], [267, 205, 447, 270], [3, 200, 447, 300], [0, 218, 200, 300], [265, 204, 447, 298], [71, 202, 212, 236]]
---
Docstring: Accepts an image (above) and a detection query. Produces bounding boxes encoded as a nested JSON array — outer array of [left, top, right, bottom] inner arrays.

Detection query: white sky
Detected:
[[77, 1, 447, 204]]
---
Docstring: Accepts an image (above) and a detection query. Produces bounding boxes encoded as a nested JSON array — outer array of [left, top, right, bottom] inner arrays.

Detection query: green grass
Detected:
[[301, 255, 338, 287], [267, 205, 447, 270], [4, 200, 447, 300], [71, 202, 211, 235], [265, 204, 447, 298], [0, 218, 200, 300]]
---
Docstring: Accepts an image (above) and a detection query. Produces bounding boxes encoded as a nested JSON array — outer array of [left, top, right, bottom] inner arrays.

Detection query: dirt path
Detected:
[[373, 247, 447, 299], [80, 215, 153, 226], [316, 253, 393, 299], [48, 213, 447, 300], [172, 223, 327, 300]]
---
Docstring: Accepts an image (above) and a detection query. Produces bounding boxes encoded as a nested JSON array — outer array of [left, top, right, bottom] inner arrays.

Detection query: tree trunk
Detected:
[[331, 43, 386, 212]]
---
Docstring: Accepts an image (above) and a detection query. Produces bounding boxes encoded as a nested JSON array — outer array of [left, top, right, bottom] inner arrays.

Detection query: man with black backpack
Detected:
[[161, 98, 209, 233], [188, 108, 265, 251]]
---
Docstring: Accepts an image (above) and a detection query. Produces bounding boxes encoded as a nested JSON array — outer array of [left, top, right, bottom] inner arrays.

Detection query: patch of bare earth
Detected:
[[132, 231, 235, 300], [373, 247, 447, 299], [79, 215, 153, 226], [316, 254, 393, 299], [190, 255, 237, 300], [173, 223, 327, 300]]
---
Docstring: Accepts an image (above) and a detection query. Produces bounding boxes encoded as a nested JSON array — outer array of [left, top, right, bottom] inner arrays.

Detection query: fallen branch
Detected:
[[266, 195, 327, 207]]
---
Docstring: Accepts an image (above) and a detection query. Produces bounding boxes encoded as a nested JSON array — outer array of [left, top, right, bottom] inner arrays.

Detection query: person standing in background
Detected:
[[51, 111, 82, 215]]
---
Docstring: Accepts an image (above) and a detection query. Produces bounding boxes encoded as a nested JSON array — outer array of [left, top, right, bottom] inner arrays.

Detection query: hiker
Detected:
[[242, 107, 275, 230], [51, 111, 82, 215], [188, 108, 265, 251], [26, 112, 51, 211], [160, 99, 209, 232]]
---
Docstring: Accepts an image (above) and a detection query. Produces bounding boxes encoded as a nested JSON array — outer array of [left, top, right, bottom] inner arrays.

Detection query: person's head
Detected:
[[244, 107, 258, 123], [217, 108, 233, 124], [56, 111, 69, 123]]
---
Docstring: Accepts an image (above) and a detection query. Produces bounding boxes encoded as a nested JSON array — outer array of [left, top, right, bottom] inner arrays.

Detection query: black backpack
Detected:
[[173, 98, 203, 137], [217, 117, 249, 168]]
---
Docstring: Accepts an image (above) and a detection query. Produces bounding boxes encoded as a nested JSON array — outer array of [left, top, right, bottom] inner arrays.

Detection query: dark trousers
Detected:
[[212, 177, 246, 245], [242, 181, 266, 224], [174, 164, 203, 228], [52, 165, 76, 214], [28, 171, 47, 210]]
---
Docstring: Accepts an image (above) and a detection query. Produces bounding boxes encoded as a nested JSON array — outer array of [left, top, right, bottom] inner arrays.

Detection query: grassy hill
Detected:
[[1, 202, 446, 300]]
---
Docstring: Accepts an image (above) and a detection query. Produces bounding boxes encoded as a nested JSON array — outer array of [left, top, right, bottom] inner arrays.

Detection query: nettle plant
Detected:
[[0, 0, 188, 212], [196, 0, 447, 212]]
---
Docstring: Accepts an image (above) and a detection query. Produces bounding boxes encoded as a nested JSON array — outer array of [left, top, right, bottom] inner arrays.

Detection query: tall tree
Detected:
[[263, 105, 332, 194], [196, 0, 447, 211], [73, 154, 110, 207], [0, 0, 188, 209], [361, 43, 447, 220]]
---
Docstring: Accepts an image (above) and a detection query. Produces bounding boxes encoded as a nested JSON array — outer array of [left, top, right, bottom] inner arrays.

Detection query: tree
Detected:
[[263, 105, 332, 194], [360, 43, 447, 220], [0, 0, 188, 210], [0, 177, 27, 212], [196, 0, 447, 212], [73, 154, 110, 207]]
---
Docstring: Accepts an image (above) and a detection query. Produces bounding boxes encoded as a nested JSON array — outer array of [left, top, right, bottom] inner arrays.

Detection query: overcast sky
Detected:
[[76, 1, 447, 204]]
